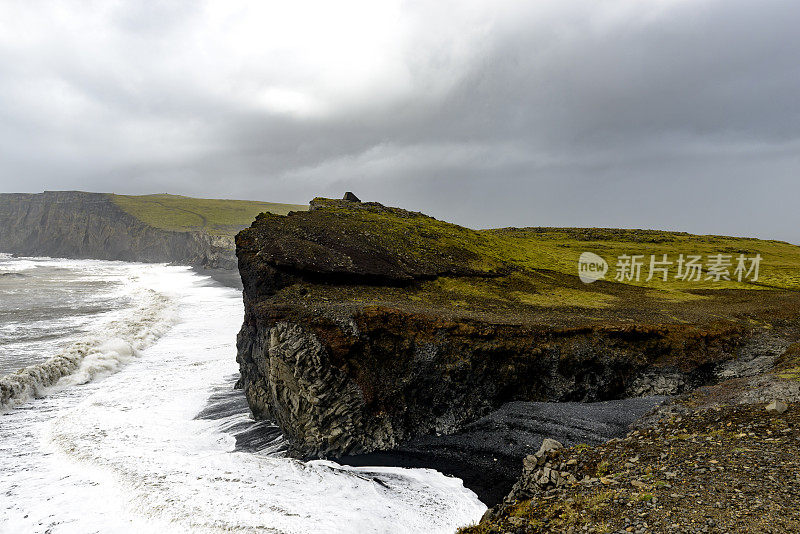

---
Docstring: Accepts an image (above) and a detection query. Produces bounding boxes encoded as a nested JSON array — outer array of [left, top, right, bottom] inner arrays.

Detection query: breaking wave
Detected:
[[0, 253, 38, 274], [0, 287, 176, 410], [0, 260, 486, 533]]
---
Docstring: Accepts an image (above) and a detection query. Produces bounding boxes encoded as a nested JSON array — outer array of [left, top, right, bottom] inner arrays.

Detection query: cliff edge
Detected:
[[235, 198, 800, 461]]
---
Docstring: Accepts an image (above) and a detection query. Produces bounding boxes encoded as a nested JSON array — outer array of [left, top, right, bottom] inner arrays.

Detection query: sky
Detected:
[[0, 0, 799, 242]]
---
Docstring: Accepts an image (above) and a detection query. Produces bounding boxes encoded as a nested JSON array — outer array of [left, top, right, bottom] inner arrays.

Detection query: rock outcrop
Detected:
[[462, 379, 800, 533], [0, 191, 236, 268], [235, 198, 800, 460]]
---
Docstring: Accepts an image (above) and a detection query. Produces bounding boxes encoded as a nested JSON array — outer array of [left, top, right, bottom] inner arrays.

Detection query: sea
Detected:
[[0, 254, 485, 533]]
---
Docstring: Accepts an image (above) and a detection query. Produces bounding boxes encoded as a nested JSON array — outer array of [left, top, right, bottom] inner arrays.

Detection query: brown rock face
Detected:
[[235, 199, 800, 459]]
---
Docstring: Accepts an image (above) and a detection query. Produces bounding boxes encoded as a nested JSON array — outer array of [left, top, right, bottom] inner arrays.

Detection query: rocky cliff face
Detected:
[[236, 198, 800, 459], [0, 191, 236, 268]]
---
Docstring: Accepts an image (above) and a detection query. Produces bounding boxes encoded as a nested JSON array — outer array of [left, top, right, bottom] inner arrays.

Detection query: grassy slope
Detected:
[[111, 193, 307, 236], [483, 227, 800, 291], [298, 199, 800, 314]]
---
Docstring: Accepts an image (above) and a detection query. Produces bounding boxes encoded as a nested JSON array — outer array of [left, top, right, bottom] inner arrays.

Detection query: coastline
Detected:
[[185, 267, 669, 506], [192, 266, 243, 290], [1, 207, 797, 531], [339, 397, 667, 506]]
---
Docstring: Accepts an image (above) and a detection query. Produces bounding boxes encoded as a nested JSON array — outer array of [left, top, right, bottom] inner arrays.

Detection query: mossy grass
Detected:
[[481, 227, 800, 291], [776, 343, 800, 381], [308, 198, 800, 292], [111, 193, 306, 236], [459, 490, 616, 533], [269, 199, 800, 317], [595, 460, 611, 477]]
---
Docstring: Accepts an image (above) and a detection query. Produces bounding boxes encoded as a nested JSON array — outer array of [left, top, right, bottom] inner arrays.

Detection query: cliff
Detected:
[[235, 198, 800, 462], [0, 191, 305, 269]]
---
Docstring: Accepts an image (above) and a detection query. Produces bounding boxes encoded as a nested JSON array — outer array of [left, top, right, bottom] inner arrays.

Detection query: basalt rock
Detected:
[[235, 198, 800, 459]]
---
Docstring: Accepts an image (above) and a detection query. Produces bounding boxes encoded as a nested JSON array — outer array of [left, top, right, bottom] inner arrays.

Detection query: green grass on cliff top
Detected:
[[111, 193, 307, 236], [309, 198, 800, 294], [480, 227, 800, 291]]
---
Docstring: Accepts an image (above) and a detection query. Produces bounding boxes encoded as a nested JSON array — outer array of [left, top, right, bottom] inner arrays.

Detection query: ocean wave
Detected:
[[0, 255, 38, 272], [0, 288, 176, 410], [0, 266, 486, 533]]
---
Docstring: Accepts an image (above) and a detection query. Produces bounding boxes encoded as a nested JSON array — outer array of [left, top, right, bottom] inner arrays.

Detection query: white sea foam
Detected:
[[0, 259, 486, 533], [0, 268, 176, 409], [0, 253, 38, 272]]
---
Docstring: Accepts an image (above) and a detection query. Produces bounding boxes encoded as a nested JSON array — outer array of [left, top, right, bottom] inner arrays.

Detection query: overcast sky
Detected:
[[1, 0, 799, 242]]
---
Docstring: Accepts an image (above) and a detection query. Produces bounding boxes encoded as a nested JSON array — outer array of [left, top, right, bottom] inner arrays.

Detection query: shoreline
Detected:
[[184, 264, 672, 506], [191, 266, 243, 290], [338, 397, 667, 506]]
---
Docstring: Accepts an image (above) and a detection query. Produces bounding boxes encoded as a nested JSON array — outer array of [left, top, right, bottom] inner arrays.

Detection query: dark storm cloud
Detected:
[[0, 0, 799, 242]]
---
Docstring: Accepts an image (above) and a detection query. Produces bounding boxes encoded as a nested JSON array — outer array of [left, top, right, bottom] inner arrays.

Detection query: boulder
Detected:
[[766, 400, 788, 414], [537, 438, 564, 456]]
